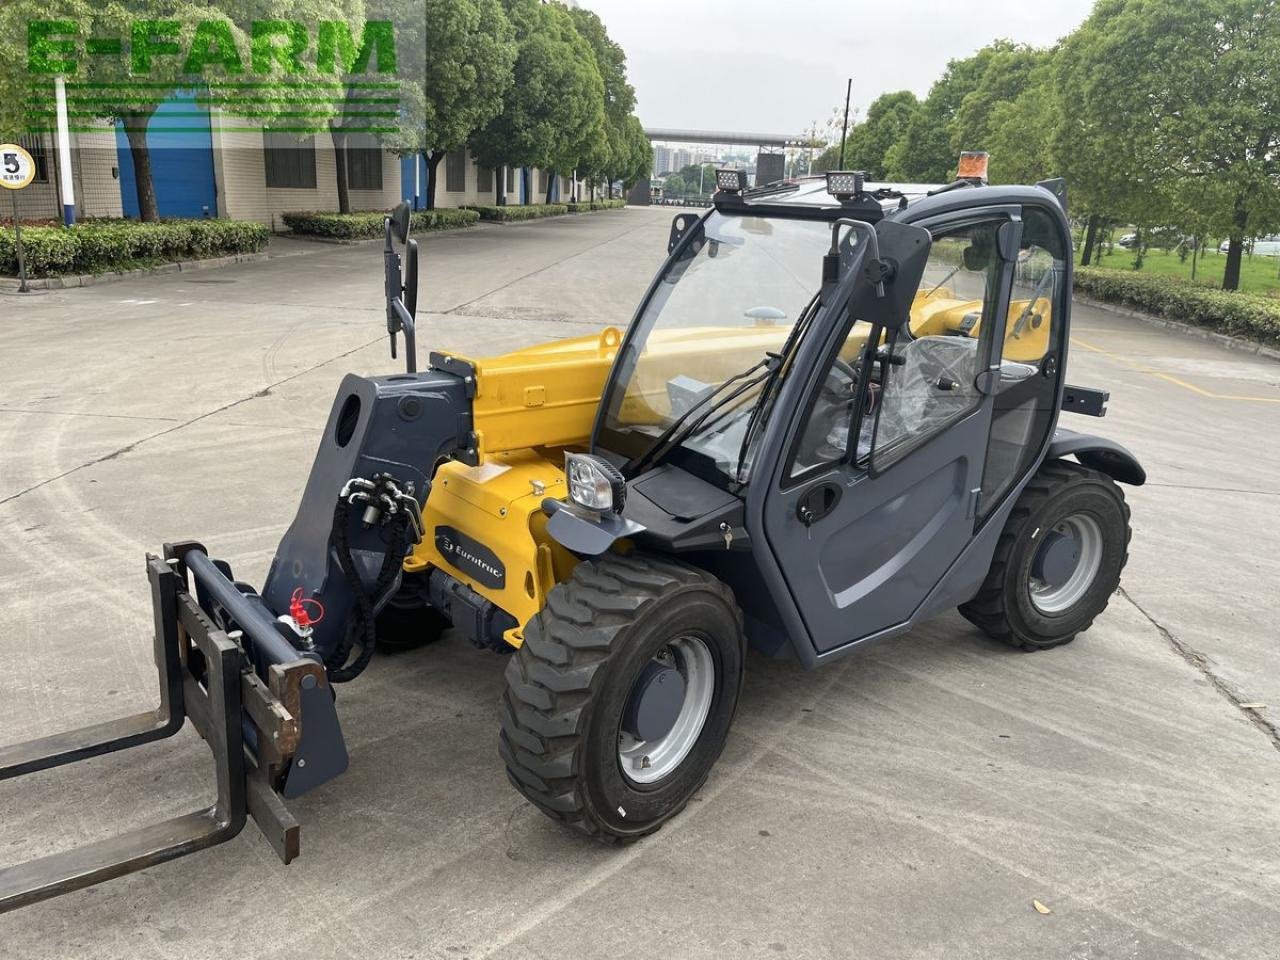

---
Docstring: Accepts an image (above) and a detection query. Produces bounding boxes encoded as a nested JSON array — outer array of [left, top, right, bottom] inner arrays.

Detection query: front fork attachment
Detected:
[[0, 546, 321, 913]]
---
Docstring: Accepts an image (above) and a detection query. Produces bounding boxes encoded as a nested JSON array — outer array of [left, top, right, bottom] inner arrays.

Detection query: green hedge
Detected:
[[281, 208, 479, 240], [0, 219, 269, 278], [565, 198, 627, 213], [464, 204, 570, 222], [1075, 267, 1280, 346]]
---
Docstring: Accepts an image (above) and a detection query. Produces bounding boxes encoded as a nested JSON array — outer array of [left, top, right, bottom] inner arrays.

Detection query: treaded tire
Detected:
[[375, 575, 447, 652], [960, 459, 1131, 651], [499, 552, 745, 842]]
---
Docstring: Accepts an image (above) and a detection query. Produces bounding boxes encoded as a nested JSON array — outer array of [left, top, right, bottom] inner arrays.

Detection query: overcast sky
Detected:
[[578, 0, 1097, 136]]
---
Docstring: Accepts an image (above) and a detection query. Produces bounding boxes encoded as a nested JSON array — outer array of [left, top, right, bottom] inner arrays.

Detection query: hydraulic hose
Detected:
[[325, 493, 414, 684]]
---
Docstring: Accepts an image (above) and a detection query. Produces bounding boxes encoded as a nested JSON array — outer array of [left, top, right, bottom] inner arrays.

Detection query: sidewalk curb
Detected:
[[1073, 294, 1280, 363], [0, 251, 269, 292]]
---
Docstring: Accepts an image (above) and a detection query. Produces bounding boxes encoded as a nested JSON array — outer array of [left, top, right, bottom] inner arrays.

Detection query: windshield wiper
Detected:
[[733, 294, 820, 482], [624, 356, 778, 477], [924, 263, 963, 298], [1010, 266, 1057, 339]]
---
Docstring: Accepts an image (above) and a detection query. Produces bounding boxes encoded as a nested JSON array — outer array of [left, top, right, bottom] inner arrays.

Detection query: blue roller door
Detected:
[[116, 91, 218, 219], [402, 154, 429, 209]]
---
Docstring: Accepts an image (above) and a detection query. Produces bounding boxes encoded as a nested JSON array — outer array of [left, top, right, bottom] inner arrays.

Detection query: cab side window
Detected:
[[788, 317, 875, 479], [977, 207, 1068, 515], [1001, 223, 1060, 368], [872, 221, 1002, 471]]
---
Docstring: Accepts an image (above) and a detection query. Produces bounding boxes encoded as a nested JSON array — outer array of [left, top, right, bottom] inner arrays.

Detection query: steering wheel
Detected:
[[790, 355, 864, 469], [820, 356, 861, 401]]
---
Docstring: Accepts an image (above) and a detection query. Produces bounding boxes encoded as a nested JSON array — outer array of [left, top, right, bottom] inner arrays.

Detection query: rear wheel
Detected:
[[375, 574, 447, 651], [499, 553, 744, 842], [960, 460, 1130, 651]]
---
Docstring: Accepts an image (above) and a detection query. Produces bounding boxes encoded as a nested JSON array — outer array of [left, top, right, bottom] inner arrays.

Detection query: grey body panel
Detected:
[[544, 499, 646, 556], [1048, 427, 1147, 485], [750, 208, 1015, 665], [765, 410, 992, 654]]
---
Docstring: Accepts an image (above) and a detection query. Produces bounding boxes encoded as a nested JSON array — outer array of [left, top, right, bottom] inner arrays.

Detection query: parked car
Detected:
[[1118, 232, 1138, 248], [1218, 236, 1280, 256]]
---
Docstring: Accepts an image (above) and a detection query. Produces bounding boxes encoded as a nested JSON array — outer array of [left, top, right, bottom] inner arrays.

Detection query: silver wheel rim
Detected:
[[619, 636, 715, 785], [1029, 514, 1103, 614]]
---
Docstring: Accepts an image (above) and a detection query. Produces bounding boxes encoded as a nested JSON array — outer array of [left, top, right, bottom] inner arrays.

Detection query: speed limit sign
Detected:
[[1, 144, 36, 191], [2, 142, 36, 292]]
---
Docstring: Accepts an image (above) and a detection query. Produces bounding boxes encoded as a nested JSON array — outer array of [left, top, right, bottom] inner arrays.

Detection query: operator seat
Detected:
[[876, 336, 981, 451]]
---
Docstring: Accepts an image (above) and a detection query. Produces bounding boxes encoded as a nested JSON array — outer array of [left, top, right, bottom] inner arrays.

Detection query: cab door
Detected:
[[760, 212, 1020, 658]]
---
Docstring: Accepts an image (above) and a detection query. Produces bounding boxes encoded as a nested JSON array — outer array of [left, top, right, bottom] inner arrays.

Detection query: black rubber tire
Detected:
[[499, 553, 745, 842], [375, 589, 448, 652], [960, 460, 1131, 651]]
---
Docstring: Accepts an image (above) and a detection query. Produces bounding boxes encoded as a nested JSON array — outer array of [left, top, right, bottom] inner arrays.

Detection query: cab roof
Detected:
[[715, 175, 1069, 223], [728, 175, 937, 216]]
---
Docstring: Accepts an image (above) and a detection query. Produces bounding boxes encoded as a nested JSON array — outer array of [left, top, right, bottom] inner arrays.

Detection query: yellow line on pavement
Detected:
[[1071, 337, 1280, 404]]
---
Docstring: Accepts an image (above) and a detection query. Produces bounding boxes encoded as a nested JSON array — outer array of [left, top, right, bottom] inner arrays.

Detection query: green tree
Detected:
[[663, 173, 685, 198], [950, 43, 1045, 157], [568, 7, 633, 201], [1054, 0, 1280, 290], [4, 0, 367, 221], [669, 162, 713, 196], [1050, 20, 1146, 266], [379, 0, 515, 210], [608, 113, 651, 198], [817, 90, 918, 178], [984, 53, 1058, 186], [471, 0, 605, 205], [885, 41, 1031, 182], [326, 0, 408, 214]]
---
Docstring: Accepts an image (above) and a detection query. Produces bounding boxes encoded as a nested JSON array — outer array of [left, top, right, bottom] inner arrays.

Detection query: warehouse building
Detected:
[[404, 151, 579, 211], [9, 99, 581, 230]]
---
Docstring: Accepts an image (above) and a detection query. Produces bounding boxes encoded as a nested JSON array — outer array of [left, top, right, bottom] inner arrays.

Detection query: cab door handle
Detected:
[[797, 482, 842, 526]]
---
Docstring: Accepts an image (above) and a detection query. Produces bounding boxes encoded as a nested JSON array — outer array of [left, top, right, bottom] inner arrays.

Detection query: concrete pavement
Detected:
[[1, 207, 1278, 960]]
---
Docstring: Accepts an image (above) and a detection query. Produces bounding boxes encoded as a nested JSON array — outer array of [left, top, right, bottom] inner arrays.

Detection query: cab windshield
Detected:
[[600, 212, 831, 480]]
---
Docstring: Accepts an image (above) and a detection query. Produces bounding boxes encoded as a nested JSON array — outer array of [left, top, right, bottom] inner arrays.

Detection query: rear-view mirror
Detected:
[[962, 245, 990, 272], [390, 201, 412, 246]]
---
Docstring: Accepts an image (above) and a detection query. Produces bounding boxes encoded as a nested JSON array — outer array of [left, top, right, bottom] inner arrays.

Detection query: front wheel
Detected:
[[499, 553, 744, 842], [960, 460, 1131, 651]]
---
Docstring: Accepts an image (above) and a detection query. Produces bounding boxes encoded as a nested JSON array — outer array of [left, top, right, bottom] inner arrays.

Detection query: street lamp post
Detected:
[[837, 78, 852, 170]]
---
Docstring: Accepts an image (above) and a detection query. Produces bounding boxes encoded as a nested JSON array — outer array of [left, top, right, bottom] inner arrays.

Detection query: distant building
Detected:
[[653, 145, 673, 176]]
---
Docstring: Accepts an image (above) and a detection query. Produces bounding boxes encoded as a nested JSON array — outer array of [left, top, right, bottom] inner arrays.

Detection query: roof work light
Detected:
[[825, 171, 866, 201], [715, 169, 748, 194]]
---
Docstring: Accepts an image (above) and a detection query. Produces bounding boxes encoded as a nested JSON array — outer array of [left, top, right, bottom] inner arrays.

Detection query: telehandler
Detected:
[[0, 155, 1144, 911]]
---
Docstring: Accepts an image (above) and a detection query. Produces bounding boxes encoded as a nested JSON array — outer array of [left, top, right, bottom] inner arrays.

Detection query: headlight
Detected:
[[565, 453, 627, 513]]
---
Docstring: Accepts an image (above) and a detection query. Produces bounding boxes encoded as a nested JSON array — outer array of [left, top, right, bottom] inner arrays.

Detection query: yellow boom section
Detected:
[[408, 323, 795, 646], [910, 290, 1053, 362], [445, 327, 624, 457]]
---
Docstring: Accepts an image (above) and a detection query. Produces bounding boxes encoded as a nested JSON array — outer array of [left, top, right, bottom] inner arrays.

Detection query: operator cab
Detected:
[[570, 161, 1082, 661]]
